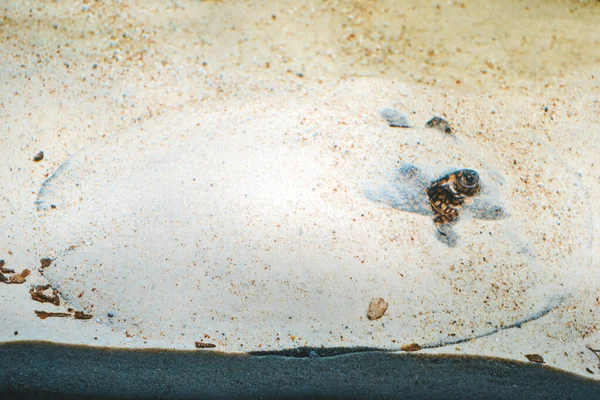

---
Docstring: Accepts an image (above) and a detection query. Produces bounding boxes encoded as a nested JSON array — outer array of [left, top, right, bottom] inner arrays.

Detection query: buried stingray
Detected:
[[31, 94, 592, 353]]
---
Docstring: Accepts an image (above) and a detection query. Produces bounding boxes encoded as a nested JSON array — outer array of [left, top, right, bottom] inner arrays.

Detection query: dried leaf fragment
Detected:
[[30, 285, 60, 306], [195, 341, 216, 349], [9, 269, 30, 284], [40, 258, 53, 268], [73, 311, 93, 320], [35, 311, 71, 320], [525, 354, 545, 364], [401, 343, 423, 352], [367, 297, 388, 320]]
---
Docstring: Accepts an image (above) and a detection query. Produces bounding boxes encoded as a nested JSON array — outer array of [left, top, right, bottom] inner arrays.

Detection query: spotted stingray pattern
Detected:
[[426, 169, 481, 225]]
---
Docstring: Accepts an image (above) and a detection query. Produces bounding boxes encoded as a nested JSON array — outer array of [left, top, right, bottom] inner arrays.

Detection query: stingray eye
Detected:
[[459, 170, 479, 189]]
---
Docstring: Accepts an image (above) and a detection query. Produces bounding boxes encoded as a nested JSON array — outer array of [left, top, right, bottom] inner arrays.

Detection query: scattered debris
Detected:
[[8, 269, 30, 284], [525, 354, 545, 364], [401, 343, 423, 352], [586, 367, 594, 374], [195, 341, 217, 349], [33, 151, 44, 162], [0, 260, 14, 274], [0, 272, 7, 283], [30, 284, 60, 306], [425, 116, 453, 134], [40, 258, 53, 268], [380, 109, 412, 128], [35, 311, 71, 320], [73, 311, 93, 320], [367, 297, 389, 320]]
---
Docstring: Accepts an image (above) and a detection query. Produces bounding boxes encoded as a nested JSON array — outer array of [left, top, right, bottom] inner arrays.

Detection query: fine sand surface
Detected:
[[1, 0, 600, 379]]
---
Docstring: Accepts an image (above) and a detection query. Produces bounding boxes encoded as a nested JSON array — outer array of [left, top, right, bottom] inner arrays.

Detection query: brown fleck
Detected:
[[525, 354, 545, 364], [1, 267, 15, 273], [195, 341, 216, 349], [8, 269, 30, 284], [367, 297, 389, 320], [73, 311, 93, 320], [30, 285, 60, 306], [33, 151, 44, 162], [35, 310, 71, 320], [401, 343, 423, 352], [40, 258, 53, 268]]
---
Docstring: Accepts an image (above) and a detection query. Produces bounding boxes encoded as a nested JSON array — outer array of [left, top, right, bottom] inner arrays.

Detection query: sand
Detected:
[[1, 0, 599, 379]]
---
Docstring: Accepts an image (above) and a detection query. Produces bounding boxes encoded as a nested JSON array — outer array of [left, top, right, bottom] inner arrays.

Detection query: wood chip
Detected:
[[367, 297, 388, 320], [525, 354, 545, 364], [401, 343, 423, 352], [40, 258, 53, 268], [35, 311, 71, 320], [195, 341, 216, 349]]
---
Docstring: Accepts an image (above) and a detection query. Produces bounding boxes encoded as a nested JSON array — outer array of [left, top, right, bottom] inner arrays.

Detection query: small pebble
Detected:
[[525, 354, 545, 364], [40, 258, 52, 268], [401, 343, 423, 352], [33, 151, 44, 162], [367, 297, 388, 320], [425, 116, 453, 134], [195, 341, 216, 349], [380, 109, 411, 128]]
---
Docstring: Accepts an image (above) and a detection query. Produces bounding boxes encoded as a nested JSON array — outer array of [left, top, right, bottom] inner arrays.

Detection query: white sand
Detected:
[[1, 0, 599, 378]]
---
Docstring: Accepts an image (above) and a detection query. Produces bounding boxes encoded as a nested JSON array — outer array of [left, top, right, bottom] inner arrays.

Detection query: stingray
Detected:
[[33, 83, 593, 352]]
